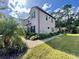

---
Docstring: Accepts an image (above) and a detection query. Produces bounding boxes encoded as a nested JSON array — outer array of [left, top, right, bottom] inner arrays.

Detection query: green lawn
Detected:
[[46, 35, 79, 56], [20, 35, 79, 59]]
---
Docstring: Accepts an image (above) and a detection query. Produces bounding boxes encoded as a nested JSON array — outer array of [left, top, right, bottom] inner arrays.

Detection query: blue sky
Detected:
[[26, 0, 79, 10], [0, 0, 79, 18]]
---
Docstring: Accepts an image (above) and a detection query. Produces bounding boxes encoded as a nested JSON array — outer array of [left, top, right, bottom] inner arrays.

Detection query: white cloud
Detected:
[[14, 8, 31, 13], [72, 6, 75, 9], [46, 10, 52, 13], [42, 3, 52, 11], [21, 8, 31, 13], [8, 0, 30, 18], [9, 8, 30, 19], [76, 7, 79, 12], [60, 9, 64, 12], [8, 0, 27, 8], [9, 12, 18, 18], [54, 8, 60, 12]]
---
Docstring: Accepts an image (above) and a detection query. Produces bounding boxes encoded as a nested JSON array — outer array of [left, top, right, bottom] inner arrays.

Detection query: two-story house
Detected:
[[23, 6, 56, 34]]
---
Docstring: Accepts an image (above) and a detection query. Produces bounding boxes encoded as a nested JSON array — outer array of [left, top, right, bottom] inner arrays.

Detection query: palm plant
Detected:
[[0, 17, 26, 47]]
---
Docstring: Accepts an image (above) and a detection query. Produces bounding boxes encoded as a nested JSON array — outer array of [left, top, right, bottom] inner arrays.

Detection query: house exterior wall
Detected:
[[38, 10, 56, 34]]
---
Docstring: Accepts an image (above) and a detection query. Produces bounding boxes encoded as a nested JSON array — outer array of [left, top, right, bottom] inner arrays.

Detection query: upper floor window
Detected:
[[49, 17, 50, 19], [48, 27, 50, 29], [46, 16, 48, 21], [51, 19, 53, 23], [52, 28, 54, 32], [31, 11, 35, 18]]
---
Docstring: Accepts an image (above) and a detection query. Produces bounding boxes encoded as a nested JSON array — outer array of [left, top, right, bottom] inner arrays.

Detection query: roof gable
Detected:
[[31, 6, 56, 19]]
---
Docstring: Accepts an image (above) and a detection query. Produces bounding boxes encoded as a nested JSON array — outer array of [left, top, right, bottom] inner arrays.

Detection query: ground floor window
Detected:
[[52, 28, 54, 32], [30, 26, 36, 33], [48, 27, 50, 29]]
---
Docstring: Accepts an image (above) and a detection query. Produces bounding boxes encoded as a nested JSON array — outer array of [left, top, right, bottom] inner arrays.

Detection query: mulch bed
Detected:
[[0, 53, 23, 59]]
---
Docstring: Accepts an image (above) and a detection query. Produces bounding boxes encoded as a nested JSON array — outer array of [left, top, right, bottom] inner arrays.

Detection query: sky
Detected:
[[0, 0, 79, 18]]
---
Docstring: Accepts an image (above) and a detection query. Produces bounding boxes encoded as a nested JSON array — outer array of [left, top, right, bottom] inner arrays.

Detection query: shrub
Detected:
[[26, 32, 59, 40], [39, 32, 59, 40], [0, 46, 27, 56], [39, 33, 52, 39], [30, 35, 39, 40], [0, 35, 27, 56]]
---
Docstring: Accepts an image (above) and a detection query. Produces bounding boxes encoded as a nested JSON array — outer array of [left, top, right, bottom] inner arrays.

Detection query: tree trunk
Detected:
[[4, 36, 12, 47]]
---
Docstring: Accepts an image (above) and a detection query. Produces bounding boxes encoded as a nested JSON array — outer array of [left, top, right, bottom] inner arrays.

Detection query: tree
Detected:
[[0, 0, 8, 18], [52, 9, 66, 33], [0, 0, 8, 9]]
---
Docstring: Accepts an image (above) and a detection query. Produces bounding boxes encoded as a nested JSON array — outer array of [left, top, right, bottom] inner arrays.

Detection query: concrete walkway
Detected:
[[22, 34, 62, 49]]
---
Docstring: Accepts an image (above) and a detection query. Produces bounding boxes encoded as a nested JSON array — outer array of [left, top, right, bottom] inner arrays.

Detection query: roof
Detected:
[[32, 6, 56, 19]]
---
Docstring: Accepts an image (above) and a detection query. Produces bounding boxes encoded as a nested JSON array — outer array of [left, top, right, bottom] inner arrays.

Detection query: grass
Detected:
[[66, 34, 79, 36], [21, 35, 79, 59], [46, 35, 79, 56]]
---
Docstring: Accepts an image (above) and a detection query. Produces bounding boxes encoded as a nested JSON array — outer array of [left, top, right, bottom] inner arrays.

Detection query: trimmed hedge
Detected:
[[39, 32, 59, 39], [26, 32, 59, 40]]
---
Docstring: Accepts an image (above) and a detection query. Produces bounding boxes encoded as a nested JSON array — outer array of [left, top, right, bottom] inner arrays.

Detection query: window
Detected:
[[46, 16, 48, 21], [49, 17, 50, 19], [33, 11, 35, 18], [51, 19, 53, 23], [52, 28, 54, 32], [31, 11, 35, 18], [30, 26, 36, 33], [48, 27, 50, 29]]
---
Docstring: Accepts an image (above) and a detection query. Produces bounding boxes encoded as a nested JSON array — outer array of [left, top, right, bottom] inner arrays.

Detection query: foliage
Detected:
[[52, 4, 79, 33], [0, 17, 26, 55], [0, 19, 17, 37], [30, 35, 39, 40], [56, 20, 67, 27], [26, 32, 59, 40], [0, 6, 8, 10], [39, 32, 59, 39], [0, 0, 8, 10], [38, 34, 52, 39]]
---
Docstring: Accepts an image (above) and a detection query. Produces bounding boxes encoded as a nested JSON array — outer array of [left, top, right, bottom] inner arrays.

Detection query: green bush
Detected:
[[26, 32, 59, 40], [39, 32, 59, 39], [39, 34, 51, 39]]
